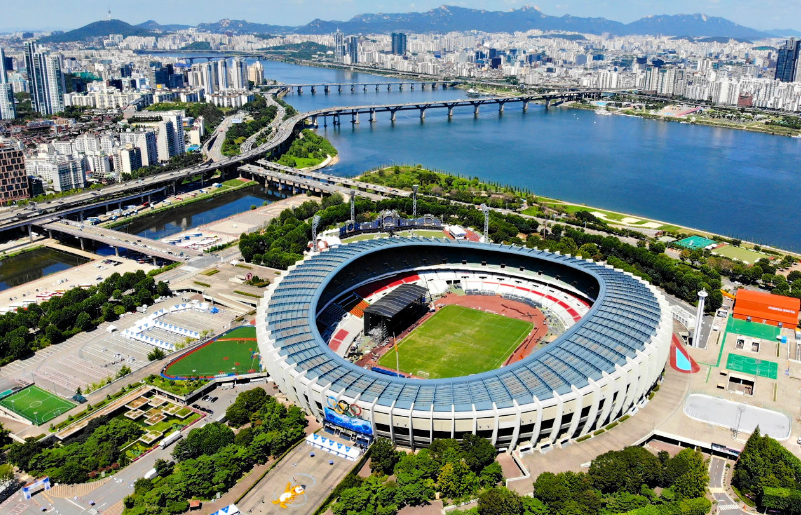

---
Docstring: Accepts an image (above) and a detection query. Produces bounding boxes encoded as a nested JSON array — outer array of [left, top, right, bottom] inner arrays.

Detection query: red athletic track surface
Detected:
[[669, 334, 700, 373]]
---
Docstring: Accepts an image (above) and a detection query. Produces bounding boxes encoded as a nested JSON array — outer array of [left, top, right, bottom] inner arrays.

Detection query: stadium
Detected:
[[256, 238, 672, 450]]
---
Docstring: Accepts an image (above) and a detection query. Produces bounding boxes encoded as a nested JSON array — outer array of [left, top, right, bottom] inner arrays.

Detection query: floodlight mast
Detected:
[[312, 215, 321, 252], [481, 204, 490, 243]]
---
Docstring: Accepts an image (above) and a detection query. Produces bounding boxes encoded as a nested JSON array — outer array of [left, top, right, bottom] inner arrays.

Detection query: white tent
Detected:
[[305, 433, 361, 461]]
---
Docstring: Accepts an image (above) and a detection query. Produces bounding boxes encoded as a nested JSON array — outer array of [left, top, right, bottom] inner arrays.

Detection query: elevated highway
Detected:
[[0, 88, 605, 238], [37, 221, 203, 262], [254, 159, 411, 198], [239, 164, 385, 201]]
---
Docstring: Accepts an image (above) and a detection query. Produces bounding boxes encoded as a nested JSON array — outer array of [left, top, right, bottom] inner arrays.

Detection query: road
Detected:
[[205, 114, 241, 163], [709, 456, 748, 514]]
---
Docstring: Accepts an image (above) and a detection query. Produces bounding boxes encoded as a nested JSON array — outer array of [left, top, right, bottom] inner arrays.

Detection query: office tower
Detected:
[[24, 42, 64, 115], [391, 33, 407, 56], [217, 59, 228, 90], [0, 143, 29, 203], [775, 38, 801, 82], [334, 30, 345, 63], [346, 36, 359, 64], [248, 61, 264, 87], [0, 47, 8, 83], [119, 145, 142, 175]]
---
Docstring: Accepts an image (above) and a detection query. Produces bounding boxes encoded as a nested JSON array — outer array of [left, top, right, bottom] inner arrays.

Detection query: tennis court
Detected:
[[725, 353, 778, 379], [674, 235, 717, 250], [0, 385, 75, 425], [725, 316, 780, 340]]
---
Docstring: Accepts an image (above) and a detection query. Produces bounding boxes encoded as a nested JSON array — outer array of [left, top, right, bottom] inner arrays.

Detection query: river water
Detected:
[[0, 247, 88, 293], [252, 60, 798, 251]]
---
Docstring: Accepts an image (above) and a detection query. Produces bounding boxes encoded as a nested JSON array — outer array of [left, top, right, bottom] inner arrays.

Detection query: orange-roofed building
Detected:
[[733, 289, 800, 328]]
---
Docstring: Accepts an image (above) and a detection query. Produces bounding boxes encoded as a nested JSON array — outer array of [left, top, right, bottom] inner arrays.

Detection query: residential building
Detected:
[[156, 120, 176, 162], [334, 31, 345, 63], [0, 143, 29, 203], [119, 145, 142, 175], [52, 157, 85, 192], [230, 57, 247, 90], [776, 38, 801, 83], [248, 61, 264, 87], [24, 42, 64, 115], [346, 36, 359, 64]]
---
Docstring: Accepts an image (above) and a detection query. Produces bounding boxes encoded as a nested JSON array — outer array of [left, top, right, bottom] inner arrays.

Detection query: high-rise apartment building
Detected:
[[391, 33, 407, 56], [0, 47, 9, 83], [119, 145, 142, 175], [346, 36, 359, 64], [0, 143, 29, 204], [217, 59, 229, 91], [23, 42, 64, 115], [0, 48, 14, 120], [156, 120, 176, 162], [334, 31, 345, 63], [775, 38, 801, 83], [248, 61, 264, 87], [230, 57, 247, 90]]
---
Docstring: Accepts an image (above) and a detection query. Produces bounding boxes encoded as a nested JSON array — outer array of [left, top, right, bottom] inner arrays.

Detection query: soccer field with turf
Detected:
[[164, 326, 261, 379], [0, 385, 75, 425], [377, 305, 532, 379]]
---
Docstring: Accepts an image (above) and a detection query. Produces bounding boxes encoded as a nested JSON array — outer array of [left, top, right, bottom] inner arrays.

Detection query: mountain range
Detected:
[[35, 6, 799, 44]]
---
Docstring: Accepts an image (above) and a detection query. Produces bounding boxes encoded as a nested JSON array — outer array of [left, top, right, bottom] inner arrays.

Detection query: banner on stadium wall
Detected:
[[22, 477, 50, 499]]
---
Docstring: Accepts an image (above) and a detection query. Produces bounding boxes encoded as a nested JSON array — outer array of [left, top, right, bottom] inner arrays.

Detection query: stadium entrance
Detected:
[[363, 284, 429, 341]]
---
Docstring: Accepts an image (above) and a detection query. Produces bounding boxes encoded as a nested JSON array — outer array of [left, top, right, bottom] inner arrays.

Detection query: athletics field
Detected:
[[164, 326, 261, 379], [0, 385, 75, 425], [377, 305, 532, 379]]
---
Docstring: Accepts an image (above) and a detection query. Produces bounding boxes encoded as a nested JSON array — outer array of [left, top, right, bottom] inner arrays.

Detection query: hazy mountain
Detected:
[[39, 19, 154, 43], [292, 6, 773, 39], [768, 29, 801, 38], [196, 18, 293, 35], [136, 20, 193, 32]]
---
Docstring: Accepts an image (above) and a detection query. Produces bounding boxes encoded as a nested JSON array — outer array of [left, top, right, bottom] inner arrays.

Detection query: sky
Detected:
[[0, 0, 796, 32]]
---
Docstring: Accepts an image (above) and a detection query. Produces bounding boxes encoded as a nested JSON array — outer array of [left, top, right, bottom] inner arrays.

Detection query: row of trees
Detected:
[[275, 129, 338, 168], [123, 388, 307, 515], [7, 415, 142, 484], [120, 152, 204, 182], [238, 194, 536, 269], [733, 427, 801, 512], [359, 165, 528, 209], [0, 270, 170, 367], [331, 435, 502, 514], [467, 447, 709, 515]]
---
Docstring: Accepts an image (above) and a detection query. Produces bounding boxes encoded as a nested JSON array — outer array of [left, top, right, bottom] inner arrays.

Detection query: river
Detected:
[[0, 247, 88, 293], [249, 60, 797, 251]]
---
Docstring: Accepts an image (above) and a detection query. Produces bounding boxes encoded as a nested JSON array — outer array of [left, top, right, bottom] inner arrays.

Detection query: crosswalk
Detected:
[[717, 502, 740, 512]]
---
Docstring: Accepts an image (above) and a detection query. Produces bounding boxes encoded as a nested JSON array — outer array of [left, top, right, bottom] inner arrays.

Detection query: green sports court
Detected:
[[674, 235, 717, 250], [724, 316, 780, 341], [725, 353, 778, 380], [0, 385, 76, 425], [164, 326, 261, 379]]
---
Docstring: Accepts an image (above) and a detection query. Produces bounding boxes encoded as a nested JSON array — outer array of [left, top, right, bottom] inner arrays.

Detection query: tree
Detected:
[[460, 433, 496, 473], [479, 461, 504, 487], [478, 487, 522, 515], [74, 312, 92, 332], [172, 422, 235, 462], [588, 446, 661, 494], [147, 348, 166, 361], [438, 460, 479, 500], [370, 438, 401, 475]]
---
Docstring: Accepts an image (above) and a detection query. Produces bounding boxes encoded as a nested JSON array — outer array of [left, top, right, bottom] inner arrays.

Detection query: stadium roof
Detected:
[[364, 284, 428, 319], [263, 238, 664, 412]]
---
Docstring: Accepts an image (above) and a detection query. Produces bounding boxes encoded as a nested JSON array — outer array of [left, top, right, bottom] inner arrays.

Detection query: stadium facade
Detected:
[[256, 238, 672, 450]]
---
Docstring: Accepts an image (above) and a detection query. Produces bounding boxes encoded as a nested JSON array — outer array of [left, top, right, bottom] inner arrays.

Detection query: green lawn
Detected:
[[343, 229, 447, 243], [377, 305, 532, 379], [0, 385, 75, 425], [725, 316, 780, 341], [713, 245, 765, 264], [164, 326, 260, 379], [725, 353, 778, 380]]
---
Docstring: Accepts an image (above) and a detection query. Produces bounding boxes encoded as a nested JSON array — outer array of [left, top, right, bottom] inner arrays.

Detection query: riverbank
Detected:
[[103, 178, 257, 230]]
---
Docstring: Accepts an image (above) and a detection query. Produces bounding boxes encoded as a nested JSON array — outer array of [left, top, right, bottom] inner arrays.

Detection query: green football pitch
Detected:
[[164, 326, 261, 379], [0, 385, 75, 425], [725, 353, 778, 380], [377, 305, 533, 379], [724, 316, 780, 341]]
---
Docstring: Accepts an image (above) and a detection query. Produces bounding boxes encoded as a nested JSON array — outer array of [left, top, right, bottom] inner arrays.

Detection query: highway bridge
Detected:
[[36, 221, 203, 262], [0, 88, 605, 239], [238, 164, 385, 201], [254, 159, 411, 198], [280, 81, 463, 94]]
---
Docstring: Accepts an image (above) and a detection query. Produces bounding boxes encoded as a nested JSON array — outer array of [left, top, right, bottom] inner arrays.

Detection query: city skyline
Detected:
[[0, 0, 799, 33]]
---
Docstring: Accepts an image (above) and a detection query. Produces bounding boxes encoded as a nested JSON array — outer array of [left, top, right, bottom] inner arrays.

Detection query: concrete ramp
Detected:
[[684, 393, 790, 440]]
